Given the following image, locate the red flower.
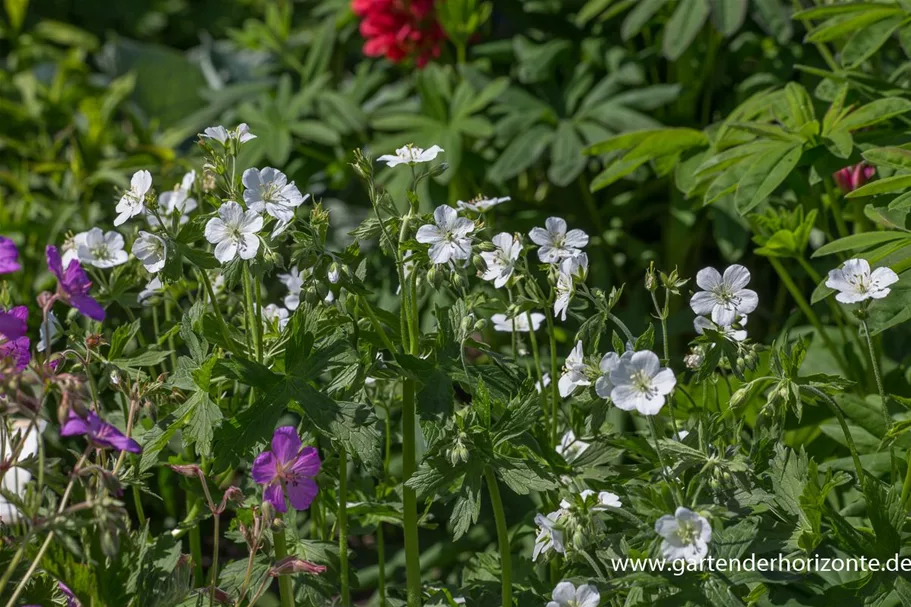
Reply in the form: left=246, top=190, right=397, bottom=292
left=352, top=0, right=446, bottom=67
left=833, top=162, right=875, bottom=193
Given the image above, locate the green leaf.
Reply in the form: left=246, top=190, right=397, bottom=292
left=109, top=319, right=141, bottom=361
left=867, top=278, right=911, bottom=335
left=812, top=231, right=910, bottom=257
left=838, top=97, right=911, bottom=131
left=495, top=458, right=557, bottom=494
left=4, top=0, right=29, bottom=30
left=488, top=124, right=554, bottom=182
left=735, top=144, right=802, bottom=213
left=709, top=0, right=748, bottom=36
left=841, top=16, right=904, bottom=68
left=663, top=0, right=711, bottom=60
left=806, top=9, right=900, bottom=43
left=622, top=0, right=670, bottom=40
left=846, top=174, right=911, bottom=198
left=289, top=387, right=380, bottom=467
left=451, top=468, right=483, bottom=540
left=862, top=146, right=911, bottom=170
left=183, top=391, right=223, bottom=458
left=548, top=121, right=585, bottom=186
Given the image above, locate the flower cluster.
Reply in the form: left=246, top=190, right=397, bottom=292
left=352, top=0, right=447, bottom=67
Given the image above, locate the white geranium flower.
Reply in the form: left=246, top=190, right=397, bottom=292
left=115, top=170, right=153, bottom=226
left=694, top=315, right=747, bottom=341
left=491, top=312, right=545, bottom=333
left=554, top=260, right=576, bottom=322
left=457, top=195, right=510, bottom=213
left=1, top=419, right=48, bottom=522
left=242, top=167, right=309, bottom=238
left=151, top=171, right=197, bottom=227
left=132, top=231, right=167, bottom=273
left=561, top=489, right=622, bottom=512
left=480, top=232, right=521, bottom=288
left=556, top=430, right=589, bottom=462
left=594, top=352, right=621, bottom=399
left=609, top=350, right=676, bottom=415
left=279, top=266, right=310, bottom=310
left=529, top=217, right=589, bottom=264
left=77, top=228, right=129, bottom=268
left=328, top=264, right=341, bottom=284
left=37, top=312, right=61, bottom=353
left=62, top=232, right=88, bottom=267
left=690, top=265, right=758, bottom=327
left=138, top=277, right=163, bottom=305
left=416, top=206, right=474, bottom=265
left=204, top=201, right=263, bottom=263
left=536, top=373, right=552, bottom=394
left=825, top=258, right=899, bottom=304
left=558, top=340, right=590, bottom=397
left=201, top=123, right=256, bottom=145
left=533, top=511, right=566, bottom=561
left=378, top=144, right=444, bottom=167
left=565, top=252, right=588, bottom=280
left=262, top=304, right=290, bottom=331
left=655, top=507, right=712, bottom=564
left=547, top=582, right=600, bottom=607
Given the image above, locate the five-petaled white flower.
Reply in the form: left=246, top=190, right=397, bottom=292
left=480, top=232, right=521, bottom=288
left=416, top=206, right=475, bottom=265
left=547, top=582, right=600, bottom=607
left=115, top=170, right=153, bottom=227
left=263, top=304, right=290, bottom=331
left=132, top=231, right=167, bottom=273
left=561, top=489, right=622, bottom=512
left=554, top=260, right=576, bottom=321
left=491, top=312, right=545, bottom=333
left=201, top=123, right=256, bottom=145
left=556, top=430, right=589, bottom=462
left=690, top=265, right=758, bottom=327
left=655, top=507, right=712, bottom=564
left=151, top=171, right=197, bottom=227
left=378, top=144, right=444, bottom=167
left=138, top=277, right=163, bottom=305
left=529, top=217, right=589, bottom=264
left=694, top=315, right=747, bottom=342
left=608, top=350, right=676, bottom=415
left=204, top=201, right=263, bottom=263
left=1, top=419, right=48, bottom=522
left=77, top=228, right=129, bottom=268
left=457, top=195, right=510, bottom=213
left=242, top=167, right=309, bottom=238
left=558, top=340, right=590, bottom=397
left=595, top=352, right=621, bottom=399
left=825, top=258, right=899, bottom=304
left=279, top=265, right=311, bottom=310
left=533, top=511, right=566, bottom=561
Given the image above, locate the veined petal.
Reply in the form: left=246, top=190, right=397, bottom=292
left=695, top=267, right=722, bottom=291
left=722, top=264, right=751, bottom=291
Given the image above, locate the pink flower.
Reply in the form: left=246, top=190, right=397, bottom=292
left=251, top=427, right=321, bottom=513
left=833, top=163, right=875, bottom=193
left=352, top=0, right=446, bottom=67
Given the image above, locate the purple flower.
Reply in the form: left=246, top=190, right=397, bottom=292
left=46, top=246, right=106, bottom=322
left=0, top=308, right=27, bottom=341
left=0, top=306, right=30, bottom=376
left=0, top=236, right=20, bottom=274
left=60, top=411, right=141, bottom=453
left=59, top=582, right=80, bottom=607
left=251, top=426, right=321, bottom=513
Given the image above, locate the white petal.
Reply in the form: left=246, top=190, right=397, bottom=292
left=722, top=264, right=751, bottom=291
left=735, top=289, right=759, bottom=315
left=544, top=217, right=567, bottom=237
left=237, top=233, right=260, bottom=260
left=655, top=514, right=679, bottom=538
left=711, top=303, right=737, bottom=327
left=416, top=225, right=443, bottom=244
left=214, top=240, right=237, bottom=263
left=563, top=229, right=589, bottom=249
left=529, top=227, right=552, bottom=247
left=552, top=582, right=576, bottom=603
left=205, top=218, right=229, bottom=244
left=433, top=205, right=458, bottom=230
left=695, top=267, right=723, bottom=291
left=576, top=584, right=600, bottom=607
left=689, top=291, right=717, bottom=316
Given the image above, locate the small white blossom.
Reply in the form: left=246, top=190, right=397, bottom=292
left=560, top=489, right=622, bottom=512
left=151, top=171, right=197, bottom=227
left=491, top=312, right=545, bottom=333
left=529, top=217, right=588, bottom=264
left=556, top=430, right=588, bottom=462
left=536, top=373, right=552, bottom=394
left=554, top=260, right=576, bottom=322
left=416, top=206, right=474, bottom=265
left=115, top=170, right=153, bottom=226
left=825, top=258, right=899, bottom=304
left=547, top=582, right=600, bottom=607
left=694, top=315, right=747, bottom=341
left=1, top=419, right=48, bottom=522
left=558, top=340, right=590, bottom=397
left=204, top=201, right=263, bottom=263
left=138, top=277, right=163, bottom=305
left=690, top=265, right=758, bottom=327
left=378, top=144, right=444, bottom=167
left=594, top=352, right=620, bottom=399
left=609, top=350, right=676, bottom=416
left=279, top=266, right=310, bottom=310
left=533, top=511, right=566, bottom=561
left=480, top=232, right=521, bottom=288
left=262, top=304, right=290, bottom=331
left=457, top=195, right=510, bottom=213
left=328, top=264, right=341, bottom=284
left=77, top=228, right=129, bottom=268
left=132, top=231, right=167, bottom=273
left=655, top=507, right=712, bottom=564
left=201, top=123, right=256, bottom=145
left=242, top=167, right=309, bottom=237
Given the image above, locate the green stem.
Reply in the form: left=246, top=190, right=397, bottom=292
left=359, top=296, right=397, bottom=353
left=545, top=309, right=560, bottom=447
left=209, top=514, right=220, bottom=607
left=242, top=263, right=262, bottom=363
left=274, top=521, right=296, bottom=607
left=255, top=276, right=264, bottom=363
left=402, top=378, right=422, bottom=607
left=901, top=449, right=911, bottom=510
left=199, top=270, right=232, bottom=348
left=189, top=499, right=205, bottom=587
left=338, top=446, right=351, bottom=606
left=647, top=417, right=683, bottom=505
left=377, top=523, right=387, bottom=607
left=526, top=311, right=545, bottom=388
left=607, top=312, right=635, bottom=345
left=803, top=386, right=865, bottom=483
left=860, top=319, right=889, bottom=425
left=133, top=485, right=147, bottom=527
left=484, top=467, right=512, bottom=607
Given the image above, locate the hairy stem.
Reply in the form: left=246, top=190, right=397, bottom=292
left=860, top=319, right=889, bottom=425
left=338, top=446, right=351, bottom=606
left=273, top=522, right=295, bottom=607
left=485, top=467, right=512, bottom=607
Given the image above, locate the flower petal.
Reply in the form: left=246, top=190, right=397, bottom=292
left=286, top=477, right=319, bottom=511
left=251, top=452, right=277, bottom=484
left=722, top=264, right=751, bottom=291
left=271, top=426, right=302, bottom=464
left=695, top=267, right=722, bottom=291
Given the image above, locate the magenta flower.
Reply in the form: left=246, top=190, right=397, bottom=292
left=833, top=162, right=875, bottom=193
left=46, top=246, right=105, bottom=322
left=0, top=237, right=20, bottom=274
left=0, top=306, right=30, bottom=376
left=252, top=426, right=321, bottom=513
left=60, top=411, right=141, bottom=453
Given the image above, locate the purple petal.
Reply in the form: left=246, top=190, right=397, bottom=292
left=251, top=451, right=278, bottom=485
left=96, top=421, right=141, bottom=453
left=46, top=246, right=64, bottom=281
left=70, top=295, right=105, bottom=322
left=0, top=312, right=26, bottom=340
left=60, top=412, right=90, bottom=437
left=0, top=237, right=20, bottom=274
left=271, top=426, right=302, bottom=464
left=264, top=482, right=286, bottom=513
left=0, top=337, right=31, bottom=375
left=289, top=446, right=321, bottom=478
left=62, top=259, right=92, bottom=296
left=286, top=477, right=318, bottom=511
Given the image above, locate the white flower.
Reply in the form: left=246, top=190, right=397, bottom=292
left=547, top=582, right=600, bottom=607
left=457, top=195, right=510, bottom=213
left=480, top=233, right=521, bottom=288
left=690, top=265, right=758, bottom=327
left=37, top=312, right=61, bottom=353
left=536, top=373, right=552, bottom=394
left=378, top=144, right=444, bottom=167
left=204, top=201, right=263, bottom=263
left=608, top=350, right=676, bottom=415
left=138, top=277, right=163, bottom=305
left=554, top=260, right=576, bottom=322
left=533, top=511, right=566, bottom=561
left=565, top=252, right=588, bottom=280
left=328, top=264, right=341, bottom=284
left=694, top=315, right=747, bottom=342
left=594, top=352, right=621, bottom=399
left=61, top=232, right=87, bottom=267
left=675, top=430, right=690, bottom=441
left=529, top=217, right=589, bottom=264
left=560, top=489, right=622, bottom=512
left=491, top=312, right=545, bottom=333
left=77, top=228, right=129, bottom=268
left=1, top=419, right=48, bottom=522
left=279, top=266, right=310, bottom=310
left=201, top=123, right=256, bottom=145
left=132, top=231, right=167, bottom=273
left=655, top=507, right=712, bottom=564
left=262, top=304, right=290, bottom=331
left=151, top=171, right=197, bottom=227
left=559, top=341, right=590, bottom=397
left=556, top=429, right=589, bottom=462
left=115, top=170, right=153, bottom=226
left=242, top=167, right=309, bottom=237
left=416, top=206, right=475, bottom=265
left=825, top=258, right=899, bottom=304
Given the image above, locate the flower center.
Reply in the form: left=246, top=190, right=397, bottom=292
left=631, top=370, right=658, bottom=398
left=91, top=245, right=112, bottom=261
left=675, top=520, right=700, bottom=545
left=848, top=274, right=871, bottom=293
left=711, top=286, right=740, bottom=306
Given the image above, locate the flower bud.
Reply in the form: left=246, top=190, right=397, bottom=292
left=170, top=464, right=203, bottom=478
left=202, top=171, right=217, bottom=192
left=645, top=263, right=658, bottom=292
left=451, top=272, right=467, bottom=290
left=304, top=286, right=321, bottom=305
left=270, top=556, right=328, bottom=576
left=472, top=254, right=487, bottom=273
left=473, top=318, right=487, bottom=332
left=37, top=291, right=55, bottom=309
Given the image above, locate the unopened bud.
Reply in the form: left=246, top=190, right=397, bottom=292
left=217, top=486, right=245, bottom=514
left=645, top=263, right=658, bottom=292
left=37, top=291, right=55, bottom=309
left=473, top=318, right=487, bottom=332
left=85, top=333, right=104, bottom=350
left=270, top=556, right=328, bottom=576
left=202, top=171, right=217, bottom=192
left=451, top=272, right=467, bottom=290
left=170, top=464, right=203, bottom=478
left=472, top=255, right=487, bottom=273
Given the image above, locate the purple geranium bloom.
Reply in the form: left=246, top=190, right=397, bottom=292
left=59, top=582, right=80, bottom=607
left=0, top=236, right=20, bottom=274
left=46, top=246, right=105, bottom=322
left=60, top=411, right=141, bottom=453
left=0, top=306, right=30, bottom=375
left=251, top=426, right=321, bottom=513
left=0, top=308, right=27, bottom=341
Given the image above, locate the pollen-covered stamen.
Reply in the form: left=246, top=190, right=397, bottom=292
left=631, top=370, right=659, bottom=399
left=674, top=519, right=701, bottom=545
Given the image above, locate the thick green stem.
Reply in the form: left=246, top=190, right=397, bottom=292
left=188, top=498, right=205, bottom=587
left=860, top=319, right=889, bottom=425
left=377, top=523, right=387, bottom=607
left=274, top=522, right=295, bottom=607
left=402, top=378, right=422, bottom=607
left=484, top=467, right=512, bottom=607
left=545, top=310, right=560, bottom=446
left=338, top=446, right=351, bottom=606
left=209, top=514, right=220, bottom=607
